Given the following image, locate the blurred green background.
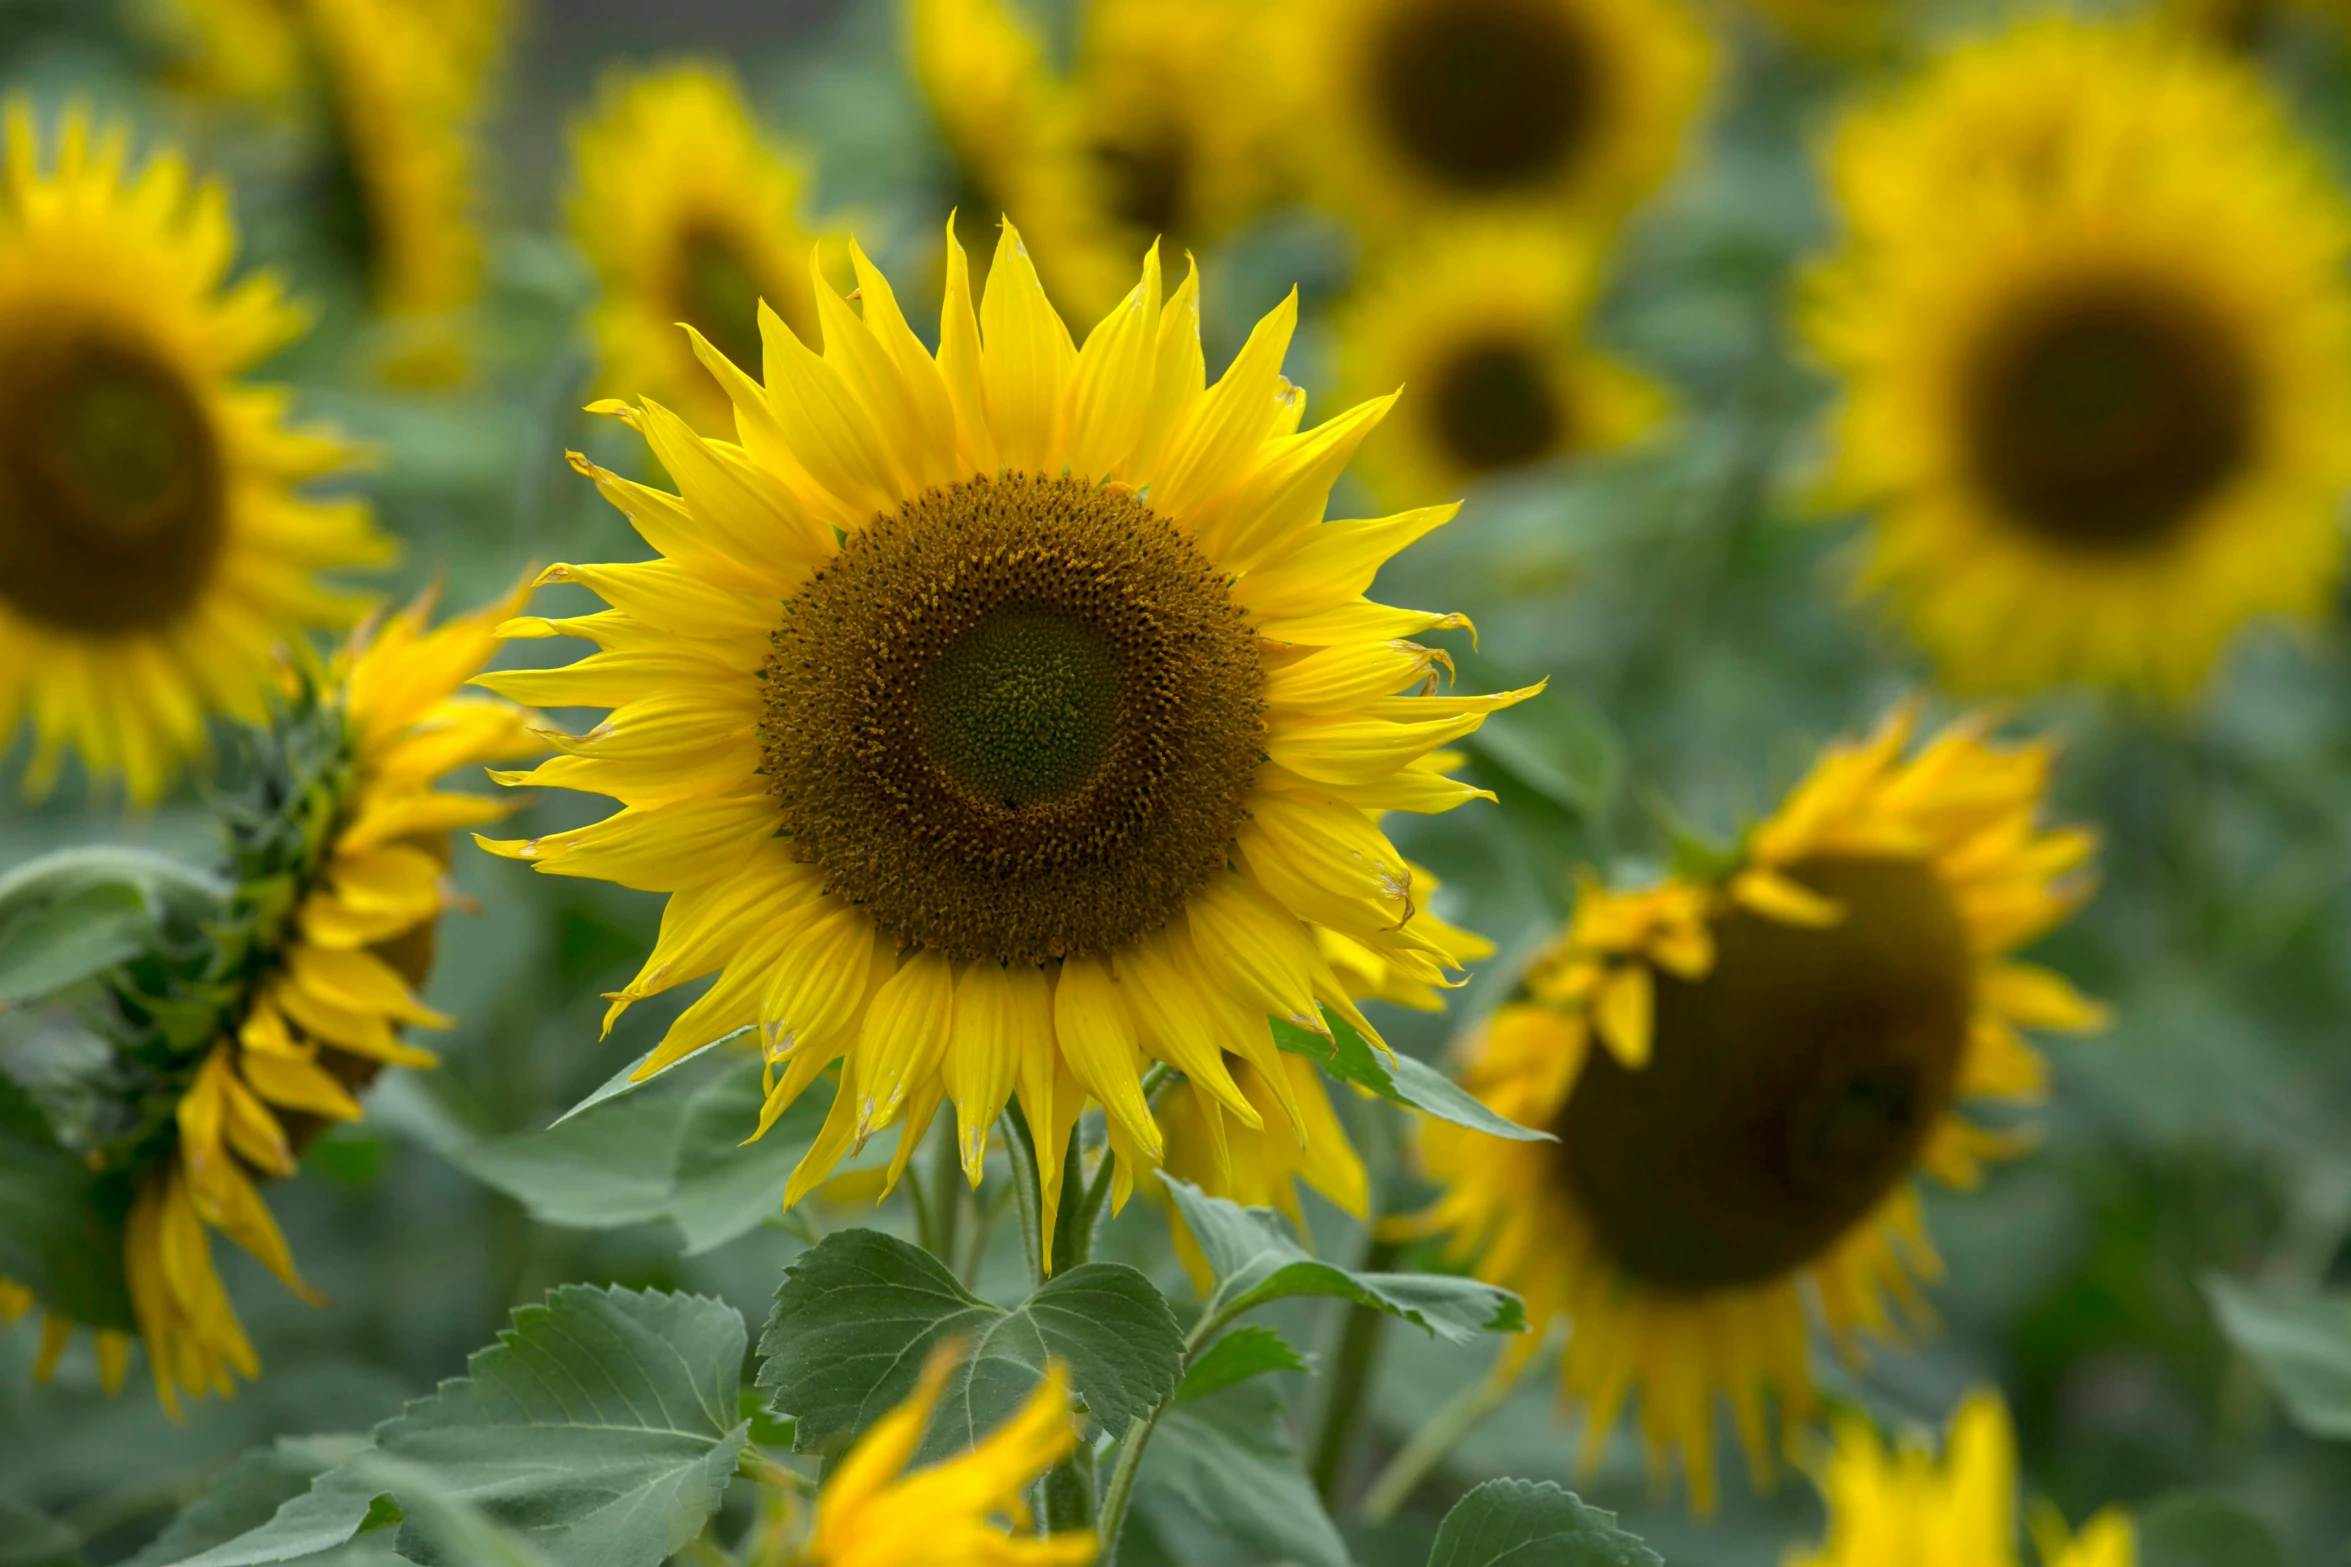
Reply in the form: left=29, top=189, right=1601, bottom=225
left=5, top=1, right=2351, bottom=1562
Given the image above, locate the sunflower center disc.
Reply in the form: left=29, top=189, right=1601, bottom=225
left=0, top=332, right=225, bottom=635
left=1369, top=0, right=1597, bottom=193
left=676, top=221, right=768, bottom=372
left=1433, top=339, right=1564, bottom=474
left=1555, top=855, right=1973, bottom=1293
left=1965, top=280, right=2255, bottom=552
left=1094, top=129, right=1193, bottom=242
left=764, top=472, right=1265, bottom=965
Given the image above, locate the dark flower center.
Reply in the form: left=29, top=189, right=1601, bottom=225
left=762, top=473, right=1265, bottom=964
left=1093, top=128, right=1193, bottom=243
left=1367, top=0, right=1599, bottom=194
left=675, top=221, right=772, bottom=374
left=0, top=334, right=226, bottom=635
left=1964, top=280, right=2256, bottom=553
left=1555, top=855, right=1974, bottom=1293
left=1431, top=338, right=1566, bottom=474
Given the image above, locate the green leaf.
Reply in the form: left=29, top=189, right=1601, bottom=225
left=441, top=1084, right=688, bottom=1230
left=665, top=1056, right=830, bottom=1255
left=0, top=1498, right=81, bottom=1567
left=1137, top=1381, right=1347, bottom=1567
left=2204, top=1275, right=2351, bottom=1440
left=756, top=1229, right=1185, bottom=1460
left=0, top=1076, right=134, bottom=1330
left=345, top=1455, right=556, bottom=1567
left=1160, top=1176, right=1527, bottom=1342
left=125, top=1437, right=369, bottom=1567
left=0, top=846, right=222, bottom=1003
left=1175, top=1326, right=1310, bottom=1405
left=547, top=1027, right=752, bottom=1127
left=2137, top=1492, right=2287, bottom=1567
left=1425, top=1478, right=1663, bottom=1567
left=165, top=1286, right=749, bottom=1567
left=1271, top=1012, right=1551, bottom=1143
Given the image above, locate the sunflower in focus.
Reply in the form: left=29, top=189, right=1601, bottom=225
left=0, top=104, right=389, bottom=803
left=1284, top=0, right=1713, bottom=234
left=808, top=1344, right=1095, bottom=1567
left=1404, top=706, right=2105, bottom=1509
left=1803, top=19, right=2351, bottom=697
left=569, top=64, right=847, bottom=433
left=158, top=0, right=508, bottom=384
left=907, top=0, right=1130, bottom=317
left=1792, top=1391, right=2135, bottom=1567
left=478, top=222, right=1526, bottom=1263
left=1341, top=220, right=1667, bottom=502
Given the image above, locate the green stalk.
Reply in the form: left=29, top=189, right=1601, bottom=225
left=1308, top=1239, right=1397, bottom=1506
left=1359, top=1349, right=1528, bottom=1522
left=999, top=1100, right=1047, bottom=1290
left=927, top=1113, right=963, bottom=1268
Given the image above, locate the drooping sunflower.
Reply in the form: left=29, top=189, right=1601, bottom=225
left=1792, top=1391, right=2135, bottom=1567
left=1, top=588, right=537, bottom=1413
left=1339, top=220, right=1668, bottom=503
left=477, top=222, right=1526, bottom=1261
left=1803, top=18, right=2351, bottom=697
left=1283, top=0, right=1714, bottom=235
left=569, top=64, right=848, bottom=435
left=807, top=1345, right=1095, bottom=1567
left=906, top=0, right=1132, bottom=319
left=157, top=0, right=508, bottom=385
left=0, top=104, right=389, bottom=804
left=1404, top=706, right=2105, bottom=1509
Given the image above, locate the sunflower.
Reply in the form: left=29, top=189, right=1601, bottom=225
left=1067, top=0, right=1291, bottom=264
left=477, top=222, right=1526, bottom=1265
left=0, top=104, right=389, bottom=804
left=906, top=0, right=1132, bottom=318
left=157, top=0, right=507, bottom=385
left=1803, top=18, right=2351, bottom=697
left=1745, top=0, right=1896, bottom=57
left=569, top=64, right=847, bottom=434
left=1340, top=220, right=1667, bottom=502
left=1404, top=706, right=2105, bottom=1509
left=1792, top=1391, right=2135, bottom=1567
left=807, top=1344, right=1094, bottom=1567
left=1282, top=0, right=1714, bottom=235
left=2158, top=0, right=2351, bottom=47
left=7, top=588, right=538, bottom=1414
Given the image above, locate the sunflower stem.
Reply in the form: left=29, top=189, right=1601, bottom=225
left=1359, top=1348, right=1529, bottom=1522
left=1051, top=1116, right=1092, bottom=1274
left=1000, top=1100, right=1047, bottom=1290
left=1308, top=1238, right=1398, bottom=1507
left=927, top=1114, right=963, bottom=1268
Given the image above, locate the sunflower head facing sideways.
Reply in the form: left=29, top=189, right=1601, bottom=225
left=1804, top=18, right=2351, bottom=698
left=1404, top=705, right=2105, bottom=1510
left=1, top=588, right=536, bottom=1415
left=0, top=102, right=390, bottom=803
left=1340, top=219, right=1668, bottom=502
left=569, top=63, right=846, bottom=432
left=1287, top=0, right=1714, bottom=234
left=477, top=221, right=1530, bottom=1264
left=1791, top=1391, right=2135, bottom=1567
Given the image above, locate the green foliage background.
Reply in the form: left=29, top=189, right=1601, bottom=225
left=5, top=0, right=2351, bottom=1562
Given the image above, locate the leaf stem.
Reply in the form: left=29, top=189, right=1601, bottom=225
left=1095, top=1289, right=1233, bottom=1563
left=1051, top=1114, right=1092, bottom=1275
left=1358, top=1348, right=1528, bottom=1522
left=1308, top=1238, right=1398, bottom=1507
left=1000, top=1099, right=1047, bottom=1291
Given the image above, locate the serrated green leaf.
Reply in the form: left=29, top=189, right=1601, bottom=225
left=1160, top=1176, right=1526, bottom=1342
left=125, top=1437, right=369, bottom=1567
left=1426, top=1478, right=1662, bottom=1567
left=759, top=1230, right=1184, bottom=1460
left=1175, top=1326, right=1309, bottom=1404
left=1270, top=1012, right=1551, bottom=1143
left=166, top=1286, right=748, bottom=1567
left=1136, top=1381, right=1347, bottom=1567
left=0, top=1076, right=134, bottom=1330
left=2204, top=1275, right=2351, bottom=1441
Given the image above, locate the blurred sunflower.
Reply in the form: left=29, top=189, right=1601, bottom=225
left=1403, top=706, right=2105, bottom=1509
left=1285, top=0, right=1713, bottom=234
left=1792, top=1391, right=2134, bottom=1567
left=0, top=104, right=388, bottom=804
left=2159, top=0, right=2351, bottom=47
left=478, top=222, right=1524, bottom=1262
left=157, top=0, right=508, bottom=384
left=569, top=64, right=846, bottom=433
left=907, top=0, right=1130, bottom=317
left=6, top=588, right=537, bottom=1414
left=1746, top=0, right=1895, bottom=57
left=1340, top=220, right=1667, bottom=502
left=1804, top=19, right=2351, bottom=697
left=808, top=1345, right=1094, bottom=1567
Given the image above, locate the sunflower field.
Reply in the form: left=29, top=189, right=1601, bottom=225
left=7, top=0, right=2351, bottom=1563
